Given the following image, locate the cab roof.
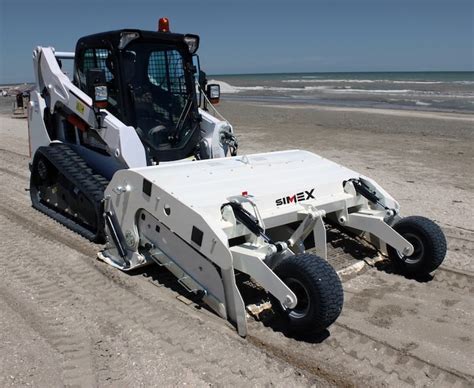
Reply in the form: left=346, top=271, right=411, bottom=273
left=76, top=29, right=195, bottom=52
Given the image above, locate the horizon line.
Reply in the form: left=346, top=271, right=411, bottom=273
left=2, top=69, right=473, bottom=86
left=209, top=69, right=474, bottom=77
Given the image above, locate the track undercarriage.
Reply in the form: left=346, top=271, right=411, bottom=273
left=30, top=144, right=108, bottom=242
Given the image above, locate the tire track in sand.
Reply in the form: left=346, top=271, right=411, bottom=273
left=0, top=210, right=318, bottom=386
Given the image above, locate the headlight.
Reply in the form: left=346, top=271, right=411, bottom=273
left=184, top=34, right=200, bottom=54
left=119, top=31, right=140, bottom=49
left=94, top=85, right=108, bottom=103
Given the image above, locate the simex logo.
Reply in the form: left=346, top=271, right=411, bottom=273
left=275, top=188, right=315, bottom=206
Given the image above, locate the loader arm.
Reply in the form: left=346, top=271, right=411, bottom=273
left=31, top=46, right=146, bottom=168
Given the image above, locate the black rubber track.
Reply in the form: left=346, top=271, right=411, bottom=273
left=274, top=253, right=344, bottom=333
left=387, top=215, right=447, bottom=276
left=30, top=144, right=109, bottom=243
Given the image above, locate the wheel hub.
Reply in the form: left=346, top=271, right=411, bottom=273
left=37, top=159, right=48, bottom=181
left=284, top=277, right=311, bottom=319
left=397, top=232, right=425, bottom=264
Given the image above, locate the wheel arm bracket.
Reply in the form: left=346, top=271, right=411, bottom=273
left=230, top=245, right=297, bottom=309
left=342, top=212, right=414, bottom=256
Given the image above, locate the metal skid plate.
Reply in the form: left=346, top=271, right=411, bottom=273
left=104, top=166, right=248, bottom=336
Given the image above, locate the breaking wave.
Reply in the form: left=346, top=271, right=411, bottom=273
left=327, top=88, right=413, bottom=94
left=208, top=80, right=329, bottom=93
left=282, top=79, right=444, bottom=84
left=415, top=100, right=432, bottom=106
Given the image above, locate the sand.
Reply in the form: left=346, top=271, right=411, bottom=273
left=0, top=99, right=473, bottom=386
left=254, top=103, right=474, bottom=122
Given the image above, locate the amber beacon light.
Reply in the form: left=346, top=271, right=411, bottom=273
left=158, top=17, right=170, bottom=32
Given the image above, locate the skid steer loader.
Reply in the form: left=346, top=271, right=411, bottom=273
left=28, top=19, right=447, bottom=337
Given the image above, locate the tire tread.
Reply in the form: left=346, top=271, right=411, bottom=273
left=388, top=215, right=447, bottom=275
left=274, top=253, right=344, bottom=333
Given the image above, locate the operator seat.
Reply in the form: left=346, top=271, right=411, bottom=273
left=120, top=51, right=157, bottom=141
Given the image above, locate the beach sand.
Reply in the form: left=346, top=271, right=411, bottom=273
left=0, top=100, right=473, bottom=386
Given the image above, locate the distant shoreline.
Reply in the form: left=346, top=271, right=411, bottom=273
left=221, top=95, right=474, bottom=117
left=247, top=101, right=474, bottom=122
left=0, top=83, right=34, bottom=88
left=209, top=70, right=474, bottom=77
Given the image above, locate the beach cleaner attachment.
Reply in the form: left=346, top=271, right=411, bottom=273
left=99, top=150, right=446, bottom=336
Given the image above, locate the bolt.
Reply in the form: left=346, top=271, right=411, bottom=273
left=125, top=231, right=136, bottom=248
left=284, top=295, right=295, bottom=308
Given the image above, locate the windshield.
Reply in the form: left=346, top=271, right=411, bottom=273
left=123, top=42, right=197, bottom=153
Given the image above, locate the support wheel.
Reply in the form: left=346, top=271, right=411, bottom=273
left=387, top=216, right=447, bottom=276
left=274, top=253, right=343, bottom=333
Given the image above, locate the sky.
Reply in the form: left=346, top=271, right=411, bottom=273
left=0, top=0, right=473, bottom=83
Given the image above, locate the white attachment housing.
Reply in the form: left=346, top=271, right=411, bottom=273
left=100, top=150, right=412, bottom=336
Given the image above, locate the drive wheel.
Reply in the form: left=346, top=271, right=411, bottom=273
left=274, top=253, right=343, bottom=333
left=36, top=158, right=50, bottom=182
left=387, top=216, right=447, bottom=276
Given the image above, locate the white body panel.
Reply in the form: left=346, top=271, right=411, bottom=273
left=131, top=150, right=362, bottom=231
left=28, top=90, right=50, bottom=156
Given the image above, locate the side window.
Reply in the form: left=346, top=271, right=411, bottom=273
left=76, top=48, right=121, bottom=119
left=148, top=50, right=186, bottom=94
left=77, top=48, right=114, bottom=92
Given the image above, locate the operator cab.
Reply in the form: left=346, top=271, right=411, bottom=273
left=74, top=27, right=202, bottom=163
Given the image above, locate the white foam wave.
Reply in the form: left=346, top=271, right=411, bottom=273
left=327, top=88, right=413, bottom=94
left=235, top=86, right=266, bottom=91
left=415, top=100, right=432, bottom=106
left=237, top=86, right=297, bottom=92
left=283, top=79, right=376, bottom=83
left=283, top=79, right=444, bottom=84
left=392, top=80, right=442, bottom=84
left=208, top=79, right=330, bottom=93
left=304, top=86, right=331, bottom=90
left=208, top=80, right=240, bottom=94
left=453, top=81, right=474, bottom=85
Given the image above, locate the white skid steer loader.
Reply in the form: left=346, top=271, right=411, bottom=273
left=28, top=19, right=447, bottom=337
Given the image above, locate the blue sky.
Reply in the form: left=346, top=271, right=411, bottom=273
left=0, top=0, right=472, bottom=83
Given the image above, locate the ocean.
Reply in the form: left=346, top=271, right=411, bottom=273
left=209, top=72, right=474, bottom=113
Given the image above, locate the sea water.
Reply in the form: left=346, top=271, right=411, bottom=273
left=210, top=72, right=474, bottom=113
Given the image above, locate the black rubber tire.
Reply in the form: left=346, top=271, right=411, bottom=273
left=387, top=216, right=447, bottom=276
left=274, top=253, right=344, bottom=333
